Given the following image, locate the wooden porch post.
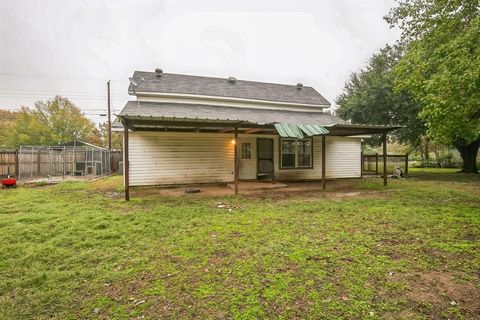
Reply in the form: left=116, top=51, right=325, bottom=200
left=124, top=125, right=130, bottom=201
left=15, top=149, right=19, bottom=179
left=234, top=127, right=239, bottom=195
left=322, top=135, right=326, bottom=189
left=405, top=153, right=409, bottom=177
left=383, top=132, right=387, bottom=186
left=360, top=151, right=363, bottom=178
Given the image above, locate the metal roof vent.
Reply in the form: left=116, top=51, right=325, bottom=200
left=155, top=68, right=163, bottom=77
left=297, top=83, right=303, bottom=90
left=227, top=77, right=237, bottom=84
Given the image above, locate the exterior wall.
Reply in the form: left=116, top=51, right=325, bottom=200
left=273, top=136, right=362, bottom=180
left=127, top=131, right=361, bottom=186
left=128, top=131, right=234, bottom=186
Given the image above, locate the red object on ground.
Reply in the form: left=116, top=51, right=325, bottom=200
left=1, top=178, right=17, bottom=188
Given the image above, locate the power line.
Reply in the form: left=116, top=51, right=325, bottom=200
left=0, top=89, right=127, bottom=98
left=0, top=94, right=126, bottom=101
left=0, top=72, right=125, bottom=82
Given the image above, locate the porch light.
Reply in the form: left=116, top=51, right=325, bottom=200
left=231, top=139, right=236, bottom=145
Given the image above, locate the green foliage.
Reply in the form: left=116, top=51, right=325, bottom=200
left=336, top=44, right=425, bottom=146
left=0, top=173, right=479, bottom=318
left=1, top=96, right=100, bottom=148
left=386, top=0, right=480, bottom=171
left=0, top=110, right=18, bottom=148
left=98, top=121, right=123, bottom=149
left=34, top=96, right=100, bottom=145
left=2, top=107, right=56, bottom=147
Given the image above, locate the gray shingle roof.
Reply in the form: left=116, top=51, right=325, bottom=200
left=118, top=101, right=344, bottom=126
left=129, top=71, right=330, bottom=107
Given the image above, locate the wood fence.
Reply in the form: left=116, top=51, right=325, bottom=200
left=110, top=151, right=123, bottom=173
left=0, top=150, right=19, bottom=177
left=362, top=153, right=408, bottom=177
left=0, top=147, right=123, bottom=180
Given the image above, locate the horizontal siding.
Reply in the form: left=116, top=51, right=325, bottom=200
left=128, top=132, right=233, bottom=186
left=325, top=136, right=361, bottom=178
left=126, top=132, right=361, bottom=186
left=274, top=136, right=361, bottom=180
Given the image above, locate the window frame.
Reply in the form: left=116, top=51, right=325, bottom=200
left=279, top=137, right=314, bottom=169
left=240, top=142, right=252, bottom=160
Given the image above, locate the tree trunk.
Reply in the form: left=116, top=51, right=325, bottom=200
left=455, top=139, right=480, bottom=173
left=421, top=137, right=430, bottom=162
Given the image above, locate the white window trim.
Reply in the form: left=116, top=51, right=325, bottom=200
left=280, top=138, right=313, bottom=169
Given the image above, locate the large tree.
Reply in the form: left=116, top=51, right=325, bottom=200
left=0, top=110, right=19, bottom=148
left=386, top=0, right=480, bottom=173
left=2, top=107, right=55, bottom=147
left=34, top=96, right=98, bottom=144
left=3, top=96, right=99, bottom=148
left=336, top=44, right=426, bottom=148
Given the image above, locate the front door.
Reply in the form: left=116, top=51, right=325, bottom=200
left=238, top=137, right=256, bottom=180
left=257, top=138, right=274, bottom=179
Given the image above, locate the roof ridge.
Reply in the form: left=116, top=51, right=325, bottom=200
left=133, top=70, right=316, bottom=89
left=130, top=70, right=331, bottom=106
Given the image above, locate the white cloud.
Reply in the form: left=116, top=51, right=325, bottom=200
left=0, top=0, right=400, bottom=122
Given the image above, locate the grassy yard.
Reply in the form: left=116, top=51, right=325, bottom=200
left=0, top=169, right=479, bottom=319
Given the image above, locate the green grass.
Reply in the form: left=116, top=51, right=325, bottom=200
left=0, top=169, right=479, bottom=319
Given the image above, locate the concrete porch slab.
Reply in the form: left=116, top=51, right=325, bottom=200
left=227, top=180, right=288, bottom=191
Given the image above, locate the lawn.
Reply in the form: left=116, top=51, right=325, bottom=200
left=0, top=169, right=479, bottom=319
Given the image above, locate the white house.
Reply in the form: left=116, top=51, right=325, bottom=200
left=117, top=69, right=396, bottom=200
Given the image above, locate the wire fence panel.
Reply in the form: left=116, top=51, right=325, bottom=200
left=16, top=145, right=122, bottom=181
left=362, top=153, right=408, bottom=177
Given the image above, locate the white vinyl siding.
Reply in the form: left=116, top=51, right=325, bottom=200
left=128, top=131, right=234, bottom=186
left=126, top=132, right=362, bottom=186
left=274, top=136, right=361, bottom=180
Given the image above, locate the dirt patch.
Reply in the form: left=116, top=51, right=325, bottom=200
left=127, top=179, right=388, bottom=200
left=405, top=271, right=480, bottom=318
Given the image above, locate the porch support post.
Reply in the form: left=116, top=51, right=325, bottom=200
left=124, top=125, right=130, bottom=201
left=322, top=135, right=326, bottom=189
left=15, top=149, right=19, bottom=179
left=382, top=132, right=387, bottom=186
left=234, top=127, right=239, bottom=195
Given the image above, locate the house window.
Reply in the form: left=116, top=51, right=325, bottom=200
left=280, top=138, right=313, bottom=169
left=241, top=142, right=252, bottom=160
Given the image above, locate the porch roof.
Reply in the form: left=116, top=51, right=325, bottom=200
left=117, top=101, right=400, bottom=136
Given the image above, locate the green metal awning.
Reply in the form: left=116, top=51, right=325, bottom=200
left=274, top=123, right=329, bottom=138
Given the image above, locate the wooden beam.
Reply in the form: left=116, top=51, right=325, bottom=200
left=220, top=128, right=233, bottom=133
left=234, top=127, right=239, bottom=195
left=322, top=135, right=326, bottom=189
left=383, top=132, right=387, bottom=186
left=244, top=128, right=264, bottom=134
left=124, top=126, right=130, bottom=201
left=124, top=119, right=249, bottom=129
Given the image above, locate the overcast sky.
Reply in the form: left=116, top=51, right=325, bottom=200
left=0, top=0, right=400, bottom=123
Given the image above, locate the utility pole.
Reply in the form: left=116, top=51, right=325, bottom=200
left=107, top=80, right=112, bottom=151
